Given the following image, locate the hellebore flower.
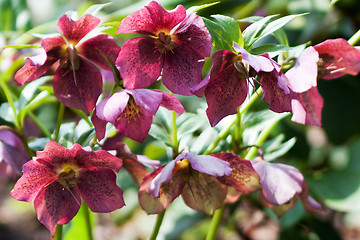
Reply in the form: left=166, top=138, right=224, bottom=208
left=92, top=88, right=185, bottom=142
left=116, top=1, right=212, bottom=95
left=199, top=43, right=274, bottom=126
left=0, top=126, right=29, bottom=178
left=314, top=38, right=360, bottom=79
left=259, top=47, right=323, bottom=126
left=138, top=152, right=232, bottom=214
left=10, top=141, right=125, bottom=236
left=250, top=159, right=321, bottom=215
left=15, top=13, right=121, bottom=114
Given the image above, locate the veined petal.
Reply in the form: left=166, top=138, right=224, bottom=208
left=314, top=38, right=360, bottom=79
left=77, top=168, right=125, bottom=212
left=156, top=90, right=186, bottom=113
left=10, top=159, right=57, bottom=203
left=34, top=181, right=81, bottom=237
left=117, top=1, right=186, bottom=35
left=233, top=43, right=274, bottom=72
left=53, top=56, right=102, bottom=114
left=205, top=50, right=248, bottom=126
left=291, top=86, right=323, bottom=127
left=35, top=141, right=76, bottom=168
left=251, top=160, right=304, bottom=206
left=41, top=35, right=67, bottom=58
left=162, top=43, right=206, bottom=95
left=114, top=108, right=153, bottom=142
left=139, top=165, right=186, bottom=214
left=125, top=89, right=162, bottom=115
left=213, top=152, right=260, bottom=193
left=182, top=171, right=227, bottom=215
left=177, top=152, right=232, bottom=177
left=78, top=34, right=121, bottom=70
left=96, top=91, right=130, bottom=123
left=148, top=160, right=177, bottom=197
left=116, top=37, right=163, bottom=89
left=57, top=14, right=100, bottom=44
left=174, top=12, right=212, bottom=58
left=15, top=58, right=57, bottom=85
left=285, top=47, right=319, bottom=93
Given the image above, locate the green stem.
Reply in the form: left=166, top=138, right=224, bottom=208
left=82, top=202, right=93, bottom=240
left=172, top=110, right=179, bottom=151
left=348, top=29, right=360, bottom=46
left=149, top=210, right=166, bottom=240
left=54, top=103, right=65, bottom=142
left=245, top=113, right=291, bottom=160
left=206, top=204, right=226, bottom=240
left=52, top=224, right=63, bottom=240
left=0, top=74, right=20, bottom=130
left=203, top=87, right=263, bottom=155
left=27, top=111, right=52, bottom=139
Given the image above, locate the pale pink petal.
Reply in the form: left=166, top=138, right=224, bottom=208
left=233, top=43, right=274, bottom=72
left=96, top=91, right=130, bottom=122
left=91, top=109, right=108, bottom=141
left=148, top=160, right=177, bottom=197
left=125, top=89, right=162, bottom=115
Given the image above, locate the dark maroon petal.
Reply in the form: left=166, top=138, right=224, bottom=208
left=291, top=86, right=323, bottom=126
left=285, top=47, right=318, bottom=93
left=41, top=35, right=67, bottom=58
left=139, top=165, right=186, bottom=214
left=123, top=158, right=149, bottom=187
left=116, top=37, right=163, bottom=89
left=212, top=152, right=260, bottom=193
left=158, top=91, right=185, bottom=113
left=314, top=38, right=360, bottom=79
left=91, top=109, right=108, bottom=141
left=114, top=108, right=153, bottom=142
left=176, top=152, right=232, bottom=177
left=77, top=168, right=125, bottom=212
left=78, top=34, right=121, bottom=70
left=251, top=160, right=304, bottom=206
left=56, top=14, right=100, bottom=43
left=259, top=71, right=292, bottom=113
left=190, top=74, right=209, bottom=97
left=10, top=159, right=57, bottom=202
left=148, top=160, right=176, bottom=197
left=205, top=50, right=248, bottom=126
left=181, top=171, right=227, bottom=215
left=36, top=141, right=76, bottom=167
left=174, top=12, right=212, bottom=59
left=14, top=58, right=57, bottom=85
left=162, top=43, right=206, bottom=95
left=73, top=144, right=122, bottom=172
left=126, top=89, right=162, bottom=115
left=117, top=1, right=186, bottom=35
left=53, top=56, right=102, bottom=114
left=34, top=181, right=81, bottom=237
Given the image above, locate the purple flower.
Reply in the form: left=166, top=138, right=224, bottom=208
left=0, top=126, right=29, bottom=178
left=314, top=38, right=360, bottom=79
left=138, top=152, right=232, bottom=214
left=10, top=141, right=124, bottom=236
left=92, top=88, right=185, bottom=142
left=116, top=1, right=212, bottom=95
left=15, top=13, right=121, bottom=114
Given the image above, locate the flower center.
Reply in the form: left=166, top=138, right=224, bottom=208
left=233, top=55, right=248, bottom=79
left=58, top=166, right=77, bottom=188
left=118, top=97, right=143, bottom=123
left=155, top=32, right=175, bottom=53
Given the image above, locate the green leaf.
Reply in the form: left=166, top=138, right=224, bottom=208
left=1, top=44, right=42, bottom=49
left=187, top=2, right=220, bottom=13
left=273, top=28, right=289, bottom=46
left=250, top=44, right=292, bottom=55
left=63, top=202, right=94, bottom=240
left=148, top=123, right=172, bottom=147
left=0, top=102, right=15, bottom=123
left=262, top=135, right=296, bottom=161
left=18, top=76, right=51, bottom=110
left=83, top=3, right=111, bottom=16
left=203, top=14, right=242, bottom=51
left=176, top=113, right=207, bottom=140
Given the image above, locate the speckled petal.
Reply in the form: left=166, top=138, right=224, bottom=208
left=15, top=59, right=57, bottom=85
left=77, top=168, right=125, bottom=212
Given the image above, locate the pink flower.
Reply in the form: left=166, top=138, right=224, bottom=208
left=15, top=13, right=121, bottom=114
left=138, top=152, right=232, bottom=214
left=10, top=141, right=125, bottom=236
left=92, top=88, right=185, bottom=142
left=116, top=1, right=212, bottom=95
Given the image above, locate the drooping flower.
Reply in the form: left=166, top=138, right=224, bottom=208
left=314, top=38, right=360, bottom=79
left=0, top=126, right=30, bottom=178
left=197, top=43, right=274, bottom=126
left=15, top=13, right=121, bottom=114
left=250, top=158, right=321, bottom=215
left=10, top=141, right=125, bottom=236
left=139, top=152, right=232, bottom=214
left=116, top=1, right=212, bottom=95
left=92, top=88, right=185, bottom=142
